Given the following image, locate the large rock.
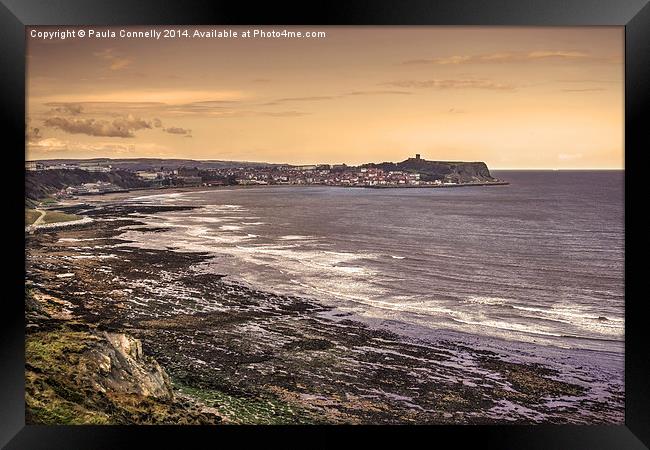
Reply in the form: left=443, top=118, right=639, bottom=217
left=86, top=332, right=175, bottom=401
left=25, top=326, right=223, bottom=424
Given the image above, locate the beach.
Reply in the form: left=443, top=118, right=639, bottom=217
left=25, top=178, right=624, bottom=424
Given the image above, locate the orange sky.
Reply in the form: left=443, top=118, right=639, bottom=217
left=26, top=26, right=624, bottom=169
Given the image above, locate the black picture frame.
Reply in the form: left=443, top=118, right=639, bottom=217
left=2, top=0, right=648, bottom=448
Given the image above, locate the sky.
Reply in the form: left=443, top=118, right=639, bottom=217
left=26, top=26, right=624, bottom=169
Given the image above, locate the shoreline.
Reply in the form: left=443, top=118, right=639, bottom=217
left=24, top=199, right=624, bottom=424
left=367, top=181, right=510, bottom=189
left=53, top=180, right=510, bottom=205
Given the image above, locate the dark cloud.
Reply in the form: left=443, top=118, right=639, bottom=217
left=49, top=103, right=83, bottom=115
left=43, top=115, right=152, bottom=138
left=36, top=98, right=309, bottom=125
left=26, top=125, right=42, bottom=142
left=40, top=99, right=304, bottom=119
left=382, top=79, right=515, bottom=90
left=45, top=101, right=165, bottom=111
left=163, top=126, right=192, bottom=136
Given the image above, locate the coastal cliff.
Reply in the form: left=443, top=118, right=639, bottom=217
left=364, top=158, right=497, bottom=184
left=25, top=289, right=222, bottom=425
left=25, top=169, right=149, bottom=202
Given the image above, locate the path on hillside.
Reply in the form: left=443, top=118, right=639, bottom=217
left=32, top=209, right=46, bottom=226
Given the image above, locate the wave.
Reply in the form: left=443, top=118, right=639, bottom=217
left=511, top=305, right=624, bottom=323
left=128, top=192, right=185, bottom=202
left=449, top=317, right=565, bottom=338
left=219, top=225, right=243, bottom=231
left=465, top=296, right=509, bottom=305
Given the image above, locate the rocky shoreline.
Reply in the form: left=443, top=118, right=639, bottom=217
left=24, top=201, right=624, bottom=424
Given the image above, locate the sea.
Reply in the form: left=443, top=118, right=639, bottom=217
left=119, top=170, right=624, bottom=357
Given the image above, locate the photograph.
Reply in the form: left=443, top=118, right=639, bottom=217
left=23, top=25, right=626, bottom=426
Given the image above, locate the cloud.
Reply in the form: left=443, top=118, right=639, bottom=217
left=28, top=137, right=180, bottom=158
left=382, top=79, right=515, bottom=90
left=164, top=100, right=242, bottom=115
left=263, top=90, right=411, bottom=106
left=39, top=100, right=307, bottom=120
left=49, top=103, right=83, bottom=115
left=561, top=88, right=606, bottom=92
left=40, top=89, right=246, bottom=105
left=40, top=100, right=250, bottom=119
left=26, top=125, right=42, bottom=142
left=403, top=56, right=471, bottom=65
left=94, top=48, right=132, bottom=71
left=44, top=101, right=164, bottom=112
left=163, top=126, right=192, bottom=136
left=401, top=50, right=614, bottom=65
left=556, top=79, right=620, bottom=84
left=526, top=50, right=591, bottom=60
left=344, top=90, right=412, bottom=97
left=43, top=115, right=152, bottom=138
left=28, top=137, right=136, bottom=155
left=256, top=111, right=309, bottom=117
left=264, top=96, right=335, bottom=106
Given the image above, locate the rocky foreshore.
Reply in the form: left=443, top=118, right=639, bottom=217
left=24, top=201, right=624, bottom=424
left=26, top=290, right=222, bottom=424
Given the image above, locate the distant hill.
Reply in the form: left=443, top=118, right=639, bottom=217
left=31, top=158, right=279, bottom=171
left=363, top=157, right=496, bottom=183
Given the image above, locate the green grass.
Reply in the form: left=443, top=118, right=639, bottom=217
left=176, top=384, right=318, bottom=424
left=25, top=327, right=222, bottom=425
left=26, top=328, right=97, bottom=373
left=40, top=197, right=59, bottom=206
left=25, top=328, right=112, bottom=425
left=25, top=209, right=42, bottom=226
left=26, top=208, right=79, bottom=226
left=40, top=211, right=80, bottom=224
left=27, top=398, right=111, bottom=425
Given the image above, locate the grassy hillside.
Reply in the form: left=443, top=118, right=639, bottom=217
left=25, top=169, right=149, bottom=201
